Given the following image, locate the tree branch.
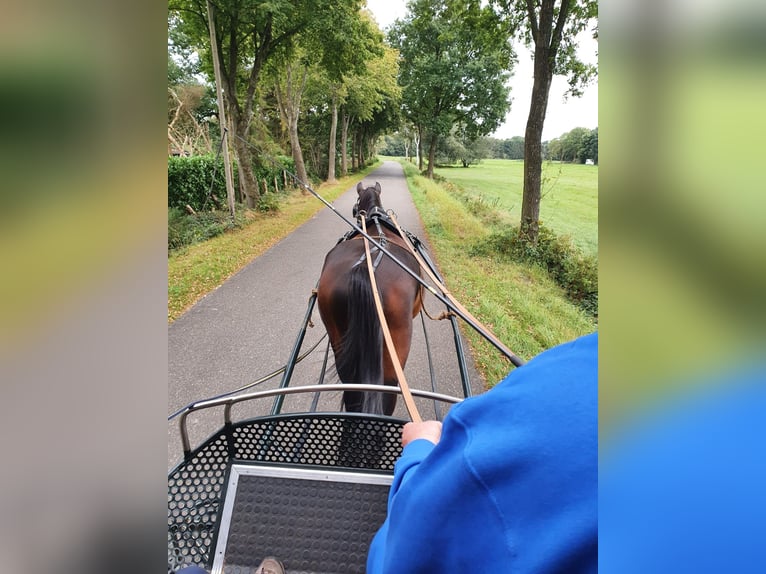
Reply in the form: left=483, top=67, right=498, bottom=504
left=550, top=0, right=573, bottom=56
left=245, top=18, right=272, bottom=125
left=537, top=0, right=555, bottom=48
left=228, top=13, right=238, bottom=92
left=168, top=88, right=184, bottom=129
left=525, top=0, right=539, bottom=43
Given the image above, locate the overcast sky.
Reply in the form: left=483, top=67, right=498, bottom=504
left=365, top=0, right=598, bottom=141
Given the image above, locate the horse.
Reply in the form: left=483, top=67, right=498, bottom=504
left=317, top=181, right=423, bottom=416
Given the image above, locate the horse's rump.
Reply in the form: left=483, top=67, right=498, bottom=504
left=317, top=235, right=421, bottom=416
left=317, top=181, right=422, bottom=416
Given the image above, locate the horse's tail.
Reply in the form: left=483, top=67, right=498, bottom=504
left=336, top=263, right=384, bottom=415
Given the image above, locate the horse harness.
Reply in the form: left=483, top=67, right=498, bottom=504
left=343, top=208, right=421, bottom=273
left=355, top=209, right=423, bottom=423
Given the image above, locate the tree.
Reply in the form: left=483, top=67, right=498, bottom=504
left=168, top=15, right=217, bottom=156
left=340, top=43, right=401, bottom=175
left=378, top=133, right=407, bottom=156
left=504, top=135, right=525, bottom=159
left=494, top=0, right=597, bottom=243
left=324, top=10, right=385, bottom=182
left=390, top=0, right=514, bottom=178
left=561, top=126, right=590, bottom=162
left=169, top=0, right=363, bottom=207
left=167, top=81, right=216, bottom=156
left=438, top=129, right=491, bottom=166
left=546, top=136, right=563, bottom=161
left=271, top=55, right=312, bottom=187
left=580, top=126, right=598, bottom=164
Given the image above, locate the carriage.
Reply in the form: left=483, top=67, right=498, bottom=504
left=168, top=181, right=523, bottom=574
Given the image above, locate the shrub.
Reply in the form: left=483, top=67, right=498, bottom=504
left=168, top=207, right=247, bottom=252
left=252, top=155, right=297, bottom=192
left=168, top=154, right=297, bottom=211
left=168, top=155, right=239, bottom=212
left=256, top=193, right=280, bottom=212
left=473, top=225, right=598, bottom=316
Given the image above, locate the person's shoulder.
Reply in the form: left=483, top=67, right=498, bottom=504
left=499, top=331, right=597, bottom=388
left=537, top=331, right=597, bottom=362
left=448, top=332, right=597, bottom=424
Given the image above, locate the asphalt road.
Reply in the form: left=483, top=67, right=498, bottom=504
left=168, top=161, right=483, bottom=469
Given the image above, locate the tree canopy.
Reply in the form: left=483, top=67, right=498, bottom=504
left=168, top=0, right=389, bottom=205
left=389, top=0, right=514, bottom=178
left=546, top=126, right=597, bottom=163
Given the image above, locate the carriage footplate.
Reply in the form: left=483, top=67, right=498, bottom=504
left=212, top=463, right=392, bottom=574
left=168, top=414, right=404, bottom=573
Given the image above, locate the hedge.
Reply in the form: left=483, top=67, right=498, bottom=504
left=168, top=154, right=297, bottom=211
left=168, top=155, right=237, bottom=211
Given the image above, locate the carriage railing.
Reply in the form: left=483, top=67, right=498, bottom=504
left=169, top=386, right=463, bottom=574
left=176, top=383, right=462, bottom=457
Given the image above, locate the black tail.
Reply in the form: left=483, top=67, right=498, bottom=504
left=336, top=264, right=384, bottom=415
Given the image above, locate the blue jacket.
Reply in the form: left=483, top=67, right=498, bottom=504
left=367, top=333, right=598, bottom=573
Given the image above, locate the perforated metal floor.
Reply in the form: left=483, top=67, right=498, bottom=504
left=168, top=414, right=404, bottom=573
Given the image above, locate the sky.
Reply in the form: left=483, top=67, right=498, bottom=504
left=365, top=0, right=598, bottom=141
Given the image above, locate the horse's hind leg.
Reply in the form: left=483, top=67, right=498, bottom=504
left=378, top=378, right=396, bottom=416
left=343, top=390, right=364, bottom=413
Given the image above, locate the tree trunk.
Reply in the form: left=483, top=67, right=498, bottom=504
left=275, top=66, right=310, bottom=190
left=205, top=0, right=237, bottom=217
left=426, top=133, right=438, bottom=178
left=359, top=126, right=365, bottom=170
left=231, top=116, right=259, bottom=208
left=520, top=48, right=554, bottom=244
left=326, top=95, right=338, bottom=183
left=351, top=131, right=358, bottom=171
left=340, top=111, right=350, bottom=176
left=416, top=126, right=423, bottom=172
left=288, top=120, right=309, bottom=188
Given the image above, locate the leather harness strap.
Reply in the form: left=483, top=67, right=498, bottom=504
left=360, top=214, right=422, bottom=423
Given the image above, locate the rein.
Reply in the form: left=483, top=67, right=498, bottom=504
left=359, top=213, right=423, bottom=423
left=232, top=133, right=524, bottom=367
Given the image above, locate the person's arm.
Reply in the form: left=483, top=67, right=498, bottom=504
left=367, top=421, right=441, bottom=573
left=387, top=421, right=442, bottom=504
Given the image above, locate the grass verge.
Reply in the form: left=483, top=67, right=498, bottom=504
left=401, top=160, right=596, bottom=386
left=168, top=163, right=380, bottom=322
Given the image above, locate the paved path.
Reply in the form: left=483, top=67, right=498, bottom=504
left=168, top=161, right=483, bottom=468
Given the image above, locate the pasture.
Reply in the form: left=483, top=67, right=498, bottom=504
left=400, top=161, right=597, bottom=385
left=434, top=160, right=598, bottom=256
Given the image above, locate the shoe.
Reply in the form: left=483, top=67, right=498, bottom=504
left=255, top=557, right=285, bottom=574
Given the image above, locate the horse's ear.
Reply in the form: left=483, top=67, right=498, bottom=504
left=375, top=182, right=382, bottom=193
left=357, top=182, right=364, bottom=194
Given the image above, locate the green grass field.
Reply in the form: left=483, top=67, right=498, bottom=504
left=399, top=160, right=597, bottom=385
left=434, top=159, right=598, bottom=256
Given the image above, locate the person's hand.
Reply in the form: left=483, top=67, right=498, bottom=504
left=402, top=420, right=442, bottom=447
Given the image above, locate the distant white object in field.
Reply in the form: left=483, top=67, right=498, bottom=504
left=585, top=159, right=595, bottom=165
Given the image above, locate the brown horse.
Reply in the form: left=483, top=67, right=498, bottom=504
left=317, top=181, right=423, bottom=416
